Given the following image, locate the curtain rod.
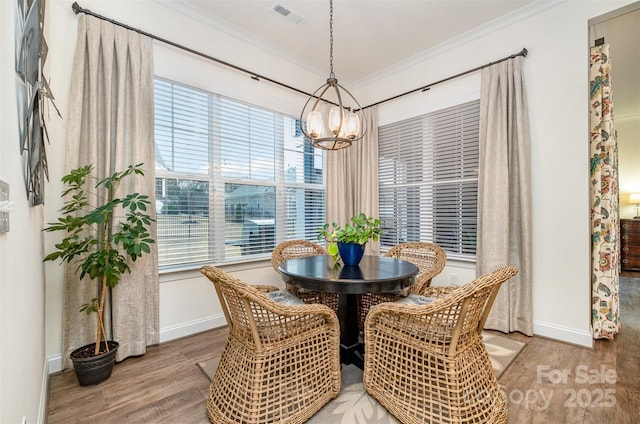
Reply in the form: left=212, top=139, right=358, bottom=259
left=363, top=47, right=528, bottom=109
left=71, top=2, right=315, bottom=99
left=71, top=2, right=526, bottom=111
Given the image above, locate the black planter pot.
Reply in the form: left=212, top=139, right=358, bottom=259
left=70, top=341, right=119, bottom=386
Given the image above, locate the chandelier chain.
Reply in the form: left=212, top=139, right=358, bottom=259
left=329, top=0, right=334, bottom=78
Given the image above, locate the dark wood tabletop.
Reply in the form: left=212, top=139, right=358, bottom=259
left=278, top=254, right=418, bottom=369
left=278, top=254, right=418, bottom=294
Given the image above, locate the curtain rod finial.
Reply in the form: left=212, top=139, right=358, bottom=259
left=509, top=48, right=528, bottom=60
left=72, top=2, right=82, bottom=15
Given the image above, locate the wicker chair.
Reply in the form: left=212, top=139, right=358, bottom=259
left=363, top=266, right=518, bottom=424
left=271, top=239, right=339, bottom=311
left=201, top=266, right=341, bottom=424
left=358, top=242, right=447, bottom=328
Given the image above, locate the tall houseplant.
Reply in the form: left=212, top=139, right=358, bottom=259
left=44, top=163, right=154, bottom=385
left=318, top=213, right=381, bottom=265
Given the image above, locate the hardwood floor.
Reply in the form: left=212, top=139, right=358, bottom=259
left=499, top=275, right=639, bottom=423
left=47, top=278, right=640, bottom=423
left=47, top=328, right=227, bottom=424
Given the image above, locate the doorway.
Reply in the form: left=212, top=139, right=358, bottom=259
left=589, top=2, right=640, bottom=406
left=590, top=6, right=640, bottom=212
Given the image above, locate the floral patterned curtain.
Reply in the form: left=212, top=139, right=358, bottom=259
left=589, top=44, right=620, bottom=340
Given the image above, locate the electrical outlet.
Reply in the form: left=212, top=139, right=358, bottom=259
left=450, top=273, right=459, bottom=285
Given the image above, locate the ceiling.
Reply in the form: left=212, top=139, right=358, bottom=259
left=157, top=0, right=537, bottom=84
left=155, top=1, right=638, bottom=120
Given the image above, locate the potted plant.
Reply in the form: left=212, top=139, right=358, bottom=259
left=44, top=163, right=155, bottom=385
left=318, top=213, right=382, bottom=266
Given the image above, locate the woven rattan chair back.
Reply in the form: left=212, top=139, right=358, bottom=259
left=363, top=266, right=518, bottom=424
left=200, top=266, right=341, bottom=424
left=271, top=239, right=327, bottom=271
left=357, top=242, right=447, bottom=329
left=384, top=242, right=447, bottom=293
left=271, top=240, right=339, bottom=311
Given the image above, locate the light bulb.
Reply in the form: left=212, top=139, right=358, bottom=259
left=344, top=111, right=360, bottom=140
left=306, top=110, right=324, bottom=138
left=328, top=106, right=344, bottom=136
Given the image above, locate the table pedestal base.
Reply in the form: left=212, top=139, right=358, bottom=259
left=338, top=293, right=364, bottom=369
left=340, top=341, right=364, bottom=369
left=279, top=255, right=418, bottom=371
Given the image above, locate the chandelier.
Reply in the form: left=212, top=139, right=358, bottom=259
left=300, top=0, right=366, bottom=150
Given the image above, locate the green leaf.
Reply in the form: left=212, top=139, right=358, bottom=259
left=44, top=162, right=154, bottom=341
left=43, top=251, right=63, bottom=262
left=317, top=213, right=383, bottom=244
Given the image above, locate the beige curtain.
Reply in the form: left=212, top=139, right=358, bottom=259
left=62, top=14, right=158, bottom=367
left=477, top=56, right=533, bottom=335
left=589, top=44, right=619, bottom=340
left=326, top=107, right=380, bottom=255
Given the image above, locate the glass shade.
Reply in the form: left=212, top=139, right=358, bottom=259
left=299, top=79, right=366, bottom=150
left=306, top=110, right=324, bottom=139
left=344, top=111, right=360, bottom=139
left=328, top=106, right=343, bottom=135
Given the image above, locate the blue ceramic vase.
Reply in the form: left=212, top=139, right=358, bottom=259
left=337, top=242, right=366, bottom=266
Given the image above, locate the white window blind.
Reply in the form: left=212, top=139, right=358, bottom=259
left=378, top=99, right=479, bottom=260
left=154, top=78, right=325, bottom=269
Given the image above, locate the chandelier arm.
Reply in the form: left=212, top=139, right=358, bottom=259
left=331, top=83, right=345, bottom=135
left=334, top=82, right=368, bottom=139
left=310, top=84, right=333, bottom=112
left=299, top=82, right=337, bottom=140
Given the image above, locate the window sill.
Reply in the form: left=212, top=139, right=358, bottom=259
left=445, top=255, right=477, bottom=266
left=159, top=258, right=274, bottom=283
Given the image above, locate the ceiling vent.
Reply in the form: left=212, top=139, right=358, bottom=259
left=271, top=3, right=303, bottom=24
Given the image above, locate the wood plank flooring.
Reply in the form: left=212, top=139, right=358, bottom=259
left=47, top=277, right=640, bottom=423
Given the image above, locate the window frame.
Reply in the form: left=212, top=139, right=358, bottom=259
left=154, top=77, right=326, bottom=272
left=378, top=99, right=480, bottom=262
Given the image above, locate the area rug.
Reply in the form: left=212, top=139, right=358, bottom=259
left=198, top=332, right=525, bottom=424
left=481, top=331, right=526, bottom=379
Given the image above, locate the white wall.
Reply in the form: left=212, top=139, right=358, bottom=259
left=0, top=2, right=48, bottom=423
left=0, top=0, right=631, bottom=419
left=41, top=0, right=636, bottom=381
left=42, top=0, right=321, bottom=372
left=598, top=7, right=640, bottom=219
left=618, top=118, right=640, bottom=218
left=363, top=0, right=637, bottom=346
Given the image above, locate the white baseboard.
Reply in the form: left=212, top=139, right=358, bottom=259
left=533, top=320, right=593, bottom=348
left=46, top=316, right=593, bottom=374
left=159, top=314, right=227, bottom=343
left=39, top=357, right=50, bottom=424
left=46, top=314, right=227, bottom=375
left=47, top=354, right=63, bottom=374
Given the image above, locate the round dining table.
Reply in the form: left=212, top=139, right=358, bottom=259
left=278, top=254, right=418, bottom=369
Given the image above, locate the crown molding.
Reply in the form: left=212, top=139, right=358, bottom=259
left=354, top=0, right=567, bottom=89
left=153, top=0, right=327, bottom=80
left=153, top=0, right=566, bottom=90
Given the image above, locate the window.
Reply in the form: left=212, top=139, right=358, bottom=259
left=378, top=99, right=479, bottom=260
left=154, top=78, right=325, bottom=269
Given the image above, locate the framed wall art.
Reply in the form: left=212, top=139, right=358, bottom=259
left=15, top=0, right=60, bottom=206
